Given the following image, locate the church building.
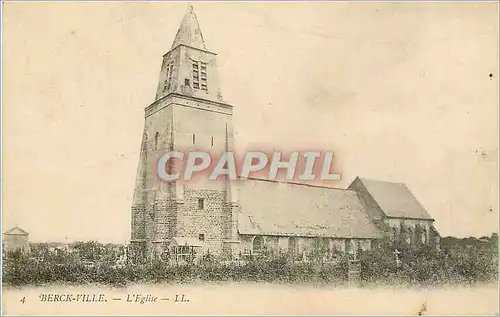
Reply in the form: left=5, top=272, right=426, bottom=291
left=129, top=6, right=440, bottom=263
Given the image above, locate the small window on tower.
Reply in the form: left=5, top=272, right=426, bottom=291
left=211, top=136, right=214, bottom=147
left=199, top=234, right=205, bottom=241
left=163, top=62, right=174, bottom=93
left=154, top=132, right=159, bottom=151
left=185, top=78, right=190, bottom=87
left=168, top=63, right=174, bottom=82
left=192, top=133, right=196, bottom=144
left=197, top=198, right=204, bottom=210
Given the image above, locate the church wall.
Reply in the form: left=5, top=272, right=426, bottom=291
left=131, top=132, right=148, bottom=242
left=144, top=103, right=174, bottom=187
left=153, top=184, right=179, bottom=242
left=132, top=103, right=175, bottom=245
left=176, top=188, right=227, bottom=255
left=332, top=239, right=346, bottom=252
left=239, top=235, right=253, bottom=255
left=278, top=237, right=288, bottom=250
left=239, top=235, right=373, bottom=257
left=359, top=239, right=371, bottom=251
left=265, top=236, right=279, bottom=251
left=171, top=103, right=234, bottom=192
left=298, top=237, right=314, bottom=253
left=385, top=217, right=433, bottom=230
left=131, top=206, right=145, bottom=241
left=384, top=217, right=434, bottom=244
left=144, top=105, right=175, bottom=245
left=172, top=103, right=231, bottom=153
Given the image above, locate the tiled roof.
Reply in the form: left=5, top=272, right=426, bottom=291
left=237, top=179, right=382, bottom=239
left=357, top=178, right=433, bottom=220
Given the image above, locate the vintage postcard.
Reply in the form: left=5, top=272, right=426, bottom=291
left=1, top=1, right=498, bottom=316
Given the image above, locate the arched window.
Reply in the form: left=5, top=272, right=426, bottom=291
left=406, top=227, right=413, bottom=245
left=288, top=237, right=298, bottom=255
left=392, top=227, right=398, bottom=242
left=252, top=236, right=264, bottom=254
left=313, top=237, right=322, bottom=250
left=345, top=239, right=354, bottom=254
left=154, top=132, right=159, bottom=151
left=421, top=227, right=427, bottom=244
left=322, top=238, right=330, bottom=251
left=357, top=241, right=363, bottom=252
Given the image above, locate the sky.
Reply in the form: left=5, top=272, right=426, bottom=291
left=2, top=2, right=498, bottom=243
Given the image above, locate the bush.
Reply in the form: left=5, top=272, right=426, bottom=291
left=3, top=241, right=497, bottom=287
left=359, top=243, right=498, bottom=287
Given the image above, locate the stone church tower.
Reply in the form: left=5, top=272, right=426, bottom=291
left=130, top=6, right=240, bottom=262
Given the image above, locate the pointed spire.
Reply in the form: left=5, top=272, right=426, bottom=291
left=171, top=5, right=207, bottom=51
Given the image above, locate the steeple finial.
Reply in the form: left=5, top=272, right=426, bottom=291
left=171, top=5, right=207, bottom=51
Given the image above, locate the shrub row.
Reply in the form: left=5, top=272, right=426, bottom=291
left=3, top=245, right=497, bottom=287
